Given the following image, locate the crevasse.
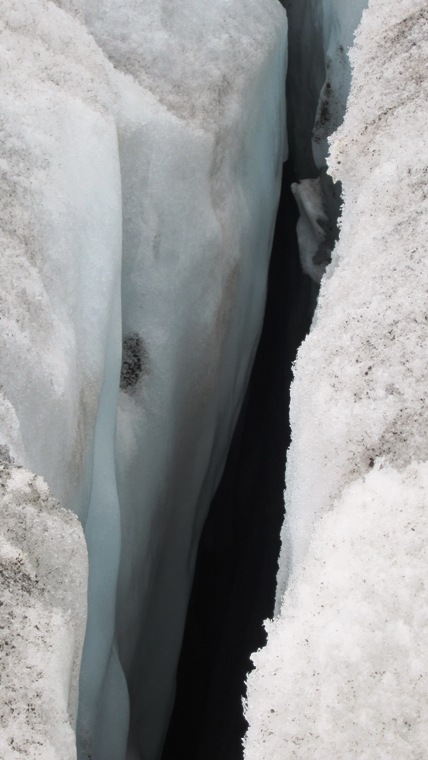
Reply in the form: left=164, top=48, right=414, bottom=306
left=245, top=1, right=428, bottom=759
left=6, top=2, right=427, bottom=760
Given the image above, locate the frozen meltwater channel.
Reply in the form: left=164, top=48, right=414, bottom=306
left=0, top=1, right=287, bottom=759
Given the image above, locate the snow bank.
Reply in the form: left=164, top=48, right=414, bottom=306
left=0, top=464, right=87, bottom=760
left=245, top=0, right=428, bottom=756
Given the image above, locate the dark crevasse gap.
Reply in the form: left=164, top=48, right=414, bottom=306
left=161, top=163, right=313, bottom=760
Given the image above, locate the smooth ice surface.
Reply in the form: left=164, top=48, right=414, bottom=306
left=0, top=2, right=287, bottom=759
left=0, top=464, right=87, bottom=760
left=244, top=0, right=428, bottom=756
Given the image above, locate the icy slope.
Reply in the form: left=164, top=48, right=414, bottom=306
left=0, top=2, right=287, bottom=759
left=245, top=0, right=428, bottom=756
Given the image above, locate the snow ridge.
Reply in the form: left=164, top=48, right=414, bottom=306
left=245, top=0, right=428, bottom=756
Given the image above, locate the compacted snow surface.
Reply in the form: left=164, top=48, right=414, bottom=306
left=0, top=464, right=87, bottom=760
left=244, top=0, right=428, bottom=757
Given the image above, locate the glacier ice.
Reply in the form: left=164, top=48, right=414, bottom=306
left=0, top=1, right=287, bottom=758
left=4, top=0, right=428, bottom=757
left=245, top=0, right=428, bottom=757
left=285, top=0, right=367, bottom=281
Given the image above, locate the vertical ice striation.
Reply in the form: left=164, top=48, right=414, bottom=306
left=86, top=3, right=288, bottom=757
left=0, top=1, right=287, bottom=758
left=245, top=0, right=428, bottom=757
left=77, top=275, right=127, bottom=759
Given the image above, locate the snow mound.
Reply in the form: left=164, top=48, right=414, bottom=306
left=0, top=465, right=87, bottom=760
left=245, top=462, right=428, bottom=759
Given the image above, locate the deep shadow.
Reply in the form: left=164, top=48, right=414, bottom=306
left=161, top=162, right=312, bottom=760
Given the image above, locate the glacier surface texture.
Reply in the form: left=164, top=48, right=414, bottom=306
left=245, top=0, right=428, bottom=758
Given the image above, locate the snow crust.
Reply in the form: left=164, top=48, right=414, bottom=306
left=0, top=465, right=87, bottom=760
left=246, top=463, right=428, bottom=758
left=245, top=0, right=428, bottom=756
left=0, top=2, right=287, bottom=758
